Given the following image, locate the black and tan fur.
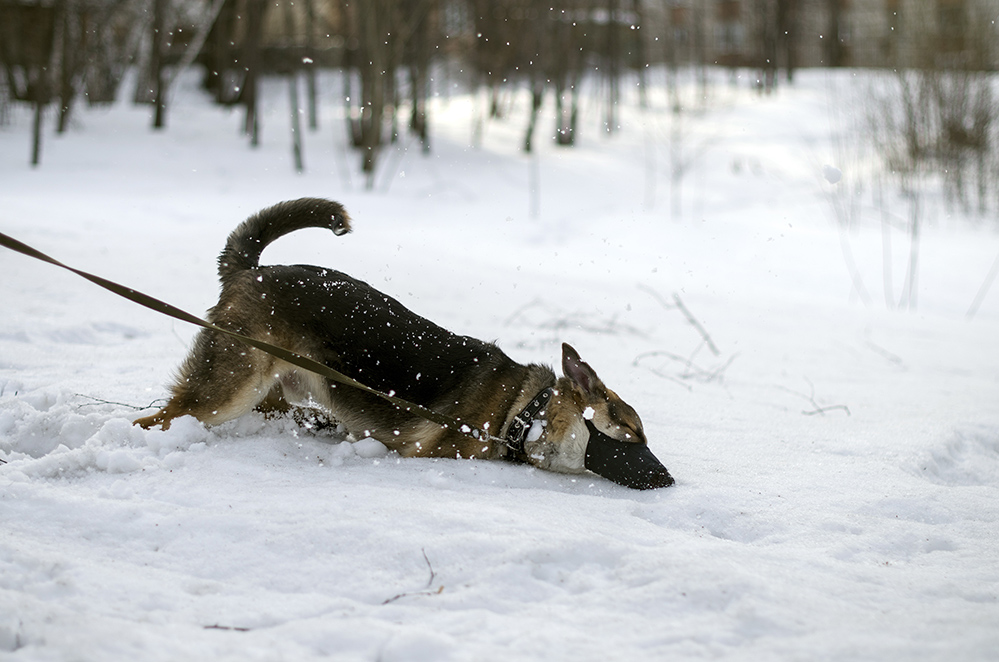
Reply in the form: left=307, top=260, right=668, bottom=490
left=135, top=198, right=649, bottom=475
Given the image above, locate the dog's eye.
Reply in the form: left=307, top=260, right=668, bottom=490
left=618, top=424, right=645, bottom=444
left=611, top=424, right=639, bottom=442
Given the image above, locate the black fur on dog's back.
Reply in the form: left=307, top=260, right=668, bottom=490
left=255, top=263, right=529, bottom=409
left=218, top=198, right=351, bottom=283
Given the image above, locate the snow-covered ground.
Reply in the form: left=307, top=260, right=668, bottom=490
left=1, top=69, right=998, bottom=661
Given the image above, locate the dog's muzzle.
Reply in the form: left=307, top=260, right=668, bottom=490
left=583, top=420, right=674, bottom=490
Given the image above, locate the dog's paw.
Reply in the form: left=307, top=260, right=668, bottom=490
left=134, top=413, right=169, bottom=430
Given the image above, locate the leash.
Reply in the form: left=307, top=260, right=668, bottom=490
left=0, top=230, right=503, bottom=445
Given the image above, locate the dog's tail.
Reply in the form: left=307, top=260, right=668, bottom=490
left=218, top=198, right=351, bottom=282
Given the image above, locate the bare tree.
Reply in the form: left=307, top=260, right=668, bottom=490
left=342, top=0, right=439, bottom=187
left=240, top=0, right=264, bottom=145
left=601, top=0, right=621, bottom=133
left=824, top=0, right=845, bottom=67
left=150, top=0, right=168, bottom=128
left=281, top=0, right=304, bottom=172
left=0, top=0, right=58, bottom=165
left=776, top=0, right=797, bottom=82
left=756, top=0, right=778, bottom=93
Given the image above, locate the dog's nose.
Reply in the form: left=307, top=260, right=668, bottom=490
left=583, top=420, right=674, bottom=490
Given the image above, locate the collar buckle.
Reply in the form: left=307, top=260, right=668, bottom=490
left=504, top=387, right=554, bottom=459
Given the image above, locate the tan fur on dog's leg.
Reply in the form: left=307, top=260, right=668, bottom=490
left=134, top=400, right=190, bottom=430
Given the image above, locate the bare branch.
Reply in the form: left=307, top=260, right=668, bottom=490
left=670, top=293, right=720, bottom=357
left=639, top=285, right=720, bottom=356
left=775, top=378, right=851, bottom=417
left=74, top=394, right=167, bottom=411
left=967, top=251, right=999, bottom=320
left=381, top=548, right=443, bottom=605
left=633, top=350, right=736, bottom=386
left=505, top=298, right=645, bottom=338
left=803, top=405, right=852, bottom=416
left=637, top=283, right=675, bottom=311
left=421, top=548, right=436, bottom=588
left=863, top=336, right=906, bottom=369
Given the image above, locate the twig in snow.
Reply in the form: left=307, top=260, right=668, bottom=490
left=803, top=404, right=852, bottom=417
left=863, top=336, right=905, bottom=369
left=382, top=548, right=443, bottom=605
left=504, top=298, right=546, bottom=326
left=75, top=394, right=168, bottom=411
left=633, top=350, right=736, bottom=385
left=421, top=548, right=436, bottom=587
left=172, top=322, right=189, bottom=348
left=671, top=293, right=720, bottom=357
left=837, top=227, right=875, bottom=308
left=637, top=366, right=694, bottom=391
left=505, top=298, right=645, bottom=338
left=777, top=377, right=851, bottom=417
left=638, top=285, right=720, bottom=356
left=967, top=251, right=999, bottom=320
left=204, top=624, right=251, bottom=632
left=637, top=283, right=674, bottom=312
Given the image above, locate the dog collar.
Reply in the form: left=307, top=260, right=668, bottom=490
left=504, top=387, right=554, bottom=460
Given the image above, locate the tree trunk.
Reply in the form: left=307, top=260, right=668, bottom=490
left=241, top=0, right=264, bottom=145
left=151, top=0, right=167, bottom=129
left=303, top=0, right=319, bottom=131
left=603, top=0, right=619, bottom=133
left=408, top=4, right=431, bottom=154
left=31, top=97, right=45, bottom=166
left=57, top=1, right=77, bottom=134
left=523, top=80, right=543, bottom=153
left=358, top=0, right=387, bottom=187
left=282, top=0, right=304, bottom=172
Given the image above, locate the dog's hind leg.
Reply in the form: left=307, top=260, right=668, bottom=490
left=135, top=329, right=278, bottom=430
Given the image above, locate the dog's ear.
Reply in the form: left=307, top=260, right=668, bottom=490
left=561, top=343, right=604, bottom=395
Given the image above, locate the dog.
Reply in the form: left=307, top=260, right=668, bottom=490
left=135, top=198, right=673, bottom=488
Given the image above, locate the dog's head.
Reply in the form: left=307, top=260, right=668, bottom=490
left=523, top=343, right=674, bottom=489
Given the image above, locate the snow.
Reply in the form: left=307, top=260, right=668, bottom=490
left=2, top=69, right=998, bottom=660
left=822, top=164, right=842, bottom=184
left=526, top=419, right=546, bottom=442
